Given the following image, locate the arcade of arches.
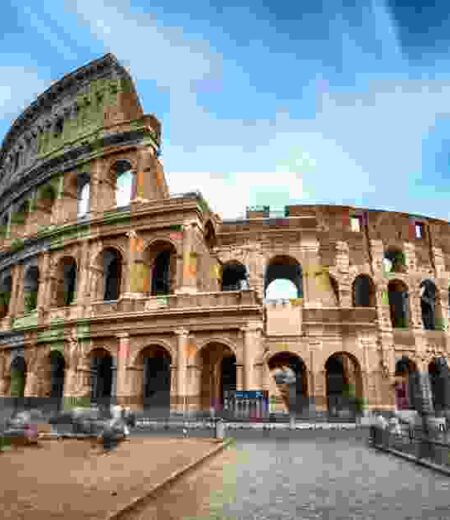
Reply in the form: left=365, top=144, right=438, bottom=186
left=2, top=336, right=448, bottom=418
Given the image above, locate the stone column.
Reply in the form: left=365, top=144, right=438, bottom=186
left=115, top=332, right=130, bottom=406
left=175, top=328, right=189, bottom=413
left=37, top=251, right=52, bottom=319
left=9, top=264, right=22, bottom=318
left=125, top=230, right=147, bottom=297
left=241, top=324, right=262, bottom=390
left=236, top=363, right=244, bottom=391
left=176, top=221, right=198, bottom=294
left=77, top=239, right=91, bottom=307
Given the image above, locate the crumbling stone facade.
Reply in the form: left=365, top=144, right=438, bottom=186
left=0, top=54, right=449, bottom=419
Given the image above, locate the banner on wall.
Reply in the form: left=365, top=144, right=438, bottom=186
left=223, top=390, right=269, bottom=419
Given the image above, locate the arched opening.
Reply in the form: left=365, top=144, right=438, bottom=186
left=114, top=160, right=134, bottom=208
left=23, top=265, right=39, bottom=313
left=221, top=261, right=249, bottom=291
left=325, top=352, right=363, bottom=419
left=420, top=279, right=437, bottom=330
left=388, top=279, right=410, bottom=328
left=77, top=174, right=90, bottom=219
left=428, top=357, right=450, bottom=414
left=352, top=274, right=375, bottom=307
left=268, top=352, right=308, bottom=416
left=0, top=271, right=12, bottom=319
left=199, top=343, right=236, bottom=413
left=90, top=348, right=113, bottom=409
left=394, top=357, right=418, bottom=411
left=383, top=246, right=406, bottom=274
left=37, top=183, right=56, bottom=213
left=204, top=220, right=216, bottom=249
left=103, top=248, right=122, bottom=301
left=56, top=257, right=77, bottom=307
left=145, top=241, right=177, bottom=296
left=264, top=255, right=303, bottom=301
left=48, top=350, right=65, bottom=411
left=138, top=346, right=171, bottom=415
left=10, top=355, right=26, bottom=400
left=329, top=275, right=339, bottom=306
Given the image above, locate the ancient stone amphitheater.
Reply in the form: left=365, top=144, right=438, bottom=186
left=0, top=53, right=448, bottom=419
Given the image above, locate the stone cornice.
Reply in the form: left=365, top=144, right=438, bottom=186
left=0, top=54, right=131, bottom=167
left=0, top=127, right=158, bottom=213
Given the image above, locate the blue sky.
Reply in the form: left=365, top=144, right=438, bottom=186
left=2, top=0, right=450, bottom=220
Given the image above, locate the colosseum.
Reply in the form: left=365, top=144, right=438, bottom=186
left=0, top=53, right=449, bottom=421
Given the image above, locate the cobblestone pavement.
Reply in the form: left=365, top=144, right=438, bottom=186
left=0, top=437, right=219, bottom=519
left=124, top=431, right=450, bottom=520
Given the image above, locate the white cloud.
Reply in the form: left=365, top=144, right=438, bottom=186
left=64, top=0, right=450, bottom=221
left=0, top=67, right=47, bottom=122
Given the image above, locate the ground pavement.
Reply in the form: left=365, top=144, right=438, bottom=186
left=120, top=430, right=450, bottom=520
left=0, top=437, right=221, bottom=519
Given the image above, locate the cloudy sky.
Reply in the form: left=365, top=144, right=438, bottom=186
left=1, top=0, right=450, bottom=221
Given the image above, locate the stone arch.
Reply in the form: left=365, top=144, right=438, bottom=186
left=428, top=357, right=450, bottom=414
left=267, top=351, right=308, bottom=416
left=10, top=354, right=27, bottom=399
left=195, top=337, right=238, bottom=364
left=77, top=173, right=90, bottom=219
left=197, top=341, right=237, bottom=412
left=54, top=256, right=78, bottom=307
left=388, top=279, right=410, bottom=328
left=204, top=220, right=216, bottom=249
left=89, top=347, right=114, bottom=408
left=36, top=182, right=57, bottom=213
left=264, top=255, right=303, bottom=301
left=352, top=274, right=376, bottom=307
left=23, top=264, right=39, bottom=313
left=47, top=349, right=66, bottom=411
left=420, top=279, right=438, bottom=330
left=325, top=351, right=363, bottom=419
left=102, top=247, right=123, bottom=301
left=143, top=239, right=178, bottom=296
left=221, top=260, right=249, bottom=291
left=135, top=345, right=172, bottom=415
left=394, top=356, right=418, bottom=411
left=129, top=339, right=176, bottom=368
left=0, top=269, right=13, bottom=319
left=113, top=159, right=134, bottom=208
left=384, top=245, right=406, bottom=274
left=329, top=275, right=339, bottom=306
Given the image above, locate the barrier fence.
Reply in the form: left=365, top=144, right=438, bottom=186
left=369, top=423, right=450, bottom=470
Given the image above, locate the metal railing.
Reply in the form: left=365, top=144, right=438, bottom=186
left=369, top=423, right=450, bottom=470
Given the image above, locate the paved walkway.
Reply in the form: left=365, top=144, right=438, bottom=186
left=122, top=432, right=450, bottom=519
left=0, top=437, right=220, bottom=519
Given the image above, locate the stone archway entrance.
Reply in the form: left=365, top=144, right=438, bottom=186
left=267, top=352, right=308, bottom=417
left=394, top=356, right=418, bottom=411
left=48, top=350, right=65, bottom=411
left=138, top=346, right=171, bottom=416
left=90, top=348, right=113, bottom=409
left=325, top=352, right=363, bottom=419
left=199, top=343, right=236, bottom=414
left=428, top=357, right=450, bottom=415
left=10, top=355, right=27, bottom=412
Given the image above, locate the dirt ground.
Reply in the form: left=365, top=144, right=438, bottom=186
left=0, top=437, right=221, bottom=519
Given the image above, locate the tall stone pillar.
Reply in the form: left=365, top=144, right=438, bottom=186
left=37, top=251, right=52, bottom=319
left=236, top=364, right=244, bottom=391
left=175, top=328, right=189, bottom=413
left=9, top=264, right=22, bottom=318
left=241, top=324, right=262, bottom=390
left=77, top=239, right=91, bottom=307
left=115, top=332, right=129, bottom=406
left=177, top=221, right=198, bottom=294
left=125, top=230, right=147, bottom=297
